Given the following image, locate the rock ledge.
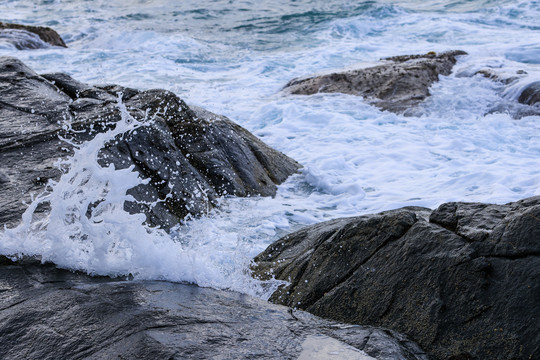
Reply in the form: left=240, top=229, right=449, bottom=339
left=283, top=50, right=467, bottom=114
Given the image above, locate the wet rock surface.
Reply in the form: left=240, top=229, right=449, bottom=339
left=0, top=259, right=428, bottom=360
left=0, top=56, right=300, bottom=230
left=253, top=197, right=540, bottom=360
left=283, top=51, right=467, bottom=114
left=459, top=68, right=540, bottom=119
left=0, top=22, right=67, bottom=49
left=518, top=81, right=540, bottom=106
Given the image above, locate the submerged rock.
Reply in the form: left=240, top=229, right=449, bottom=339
left=252, top=197, right=540, bottom=360
left=0, top=259, right=428, bottom=360
left=0, top=22, right=67, bottom=49
left=0, top=56, right=300, bottom=230
left=283, top=50, right=467, bottom=114
left=485, top=101, right=540, bottom=120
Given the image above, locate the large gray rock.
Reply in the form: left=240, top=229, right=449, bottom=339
left=0, top=22, right=67, bottom=49
left=0, top=258, right=428, bottom=360
left=253, top=197, right=540, bottom=360
left=0, top=56, right=300, bottom=230
left=283, top=51, right=467, bottom=114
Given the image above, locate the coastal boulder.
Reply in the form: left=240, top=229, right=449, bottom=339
left=253, top=197, right=540, bottom=360
left=283, top=51, right=467, bottom=114
left=0, top=22, right=67, bottom=49
left=0, top=259, right=429, bottom=360
left=518, top=81, right=540, bottom=106
left=0, top=56, right=300, bottom=230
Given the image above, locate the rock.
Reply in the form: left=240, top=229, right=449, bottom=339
left=283, top=51, right=467, bottom=114
left=474, top=69, right=521, bottom=85
left=0, top=22, right=67, bottom=49
left=485, top=102, right=540, bottom=120
left=518, top=81, right=540, bottom=106
left=461, top=69, right=540, bottom=119
left=0, top=259, right=428, bottom=360
left=252, top=198, right=540, bottom=360
left=0, top=56, right=300, bottom=230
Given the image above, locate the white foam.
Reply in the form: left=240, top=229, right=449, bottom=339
left=0, top=96, right=283, bottom=298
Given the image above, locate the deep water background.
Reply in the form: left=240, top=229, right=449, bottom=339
left=1, top=0, right=539, bottom=295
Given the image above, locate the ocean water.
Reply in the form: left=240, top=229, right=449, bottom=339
left=1, top=0, right=539, bottom=297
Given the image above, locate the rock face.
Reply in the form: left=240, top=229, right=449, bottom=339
left=0, top=22, right=67, bottom=49
left=253, top=197, right=540, bottom=360
left=283, top=51, right=467, bottom=114
left=0, top=259, right=428, bottom=360
left=0, top=56, right=300, bottom=230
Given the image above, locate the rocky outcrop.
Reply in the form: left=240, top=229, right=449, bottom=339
left=283, top=51, right=467, bottom=114
left=518, top=81, right=540, bottom=106
left=0, top=22, right=67, bottom=49
left=459, top=68, right=540, bottom=119
left=0, top=56, right=300, bottom=230
left=472, top=68, right=529, bottom=85
left=253, top=197, right=540, bottom=360
left=0, top=258, right=428, bottom=360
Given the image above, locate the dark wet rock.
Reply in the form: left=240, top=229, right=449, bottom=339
left=252, top=197, right=540, bottom=360
left=518, top=81, right=540, bottom=106
left=0, top=260, right=428, bottom=360
left=461, top=69, right=540, bottom=119
left=474, top=69, right=521, bottom=85
left=0, top=22, right=67, bottom=49
left=0, top=56, right=300, bottom=229
left=283, top=50, right=467, bottom=114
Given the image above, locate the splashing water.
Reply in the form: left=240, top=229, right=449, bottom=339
left=1, top=0, right=539, bottom=297
left=0, top=95, right=282, bottom=298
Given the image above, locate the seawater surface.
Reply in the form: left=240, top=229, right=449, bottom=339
left=1, top=0, right=539, bottom=297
